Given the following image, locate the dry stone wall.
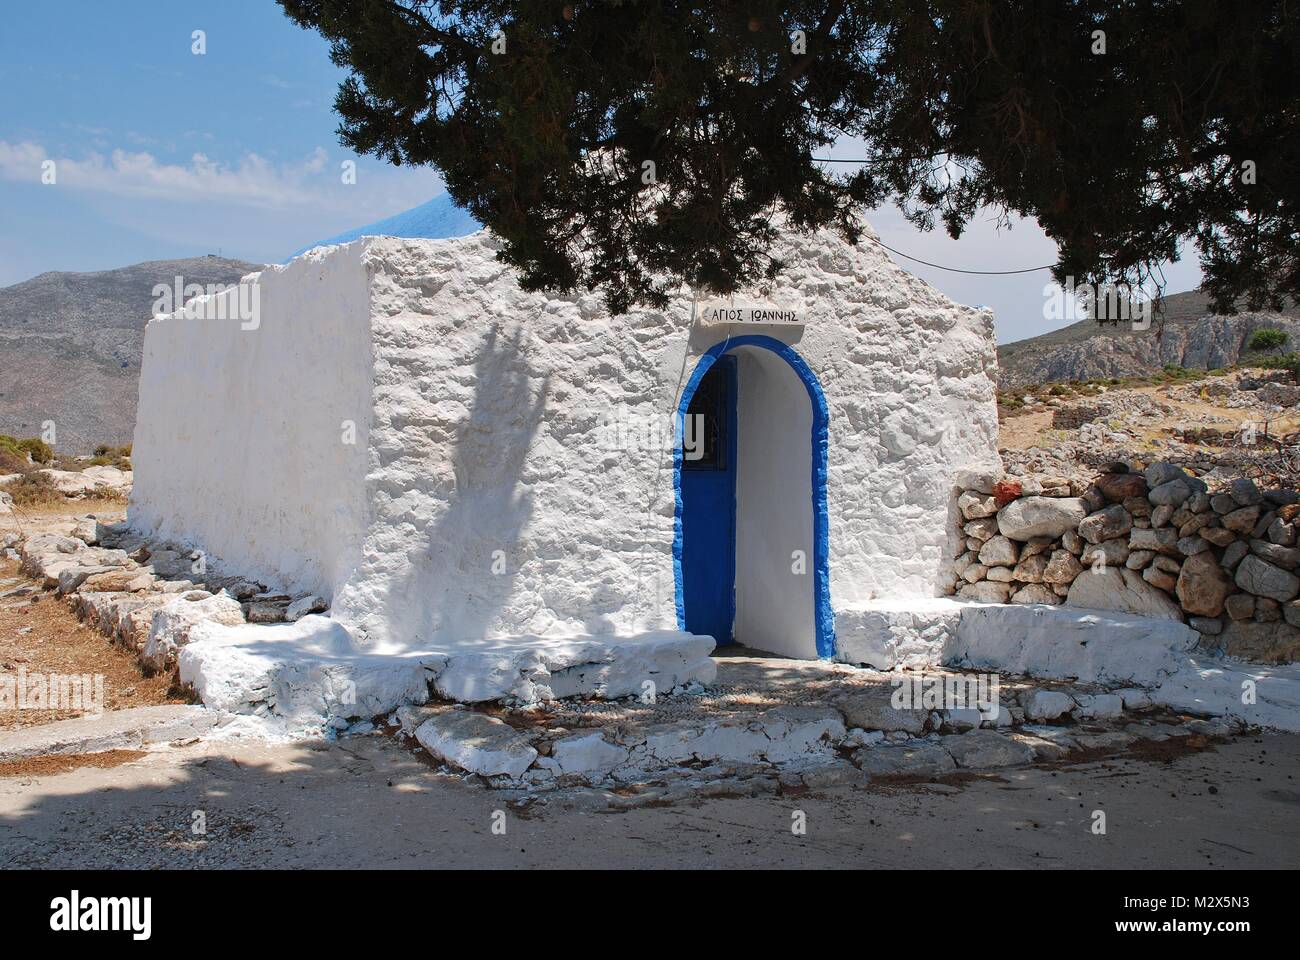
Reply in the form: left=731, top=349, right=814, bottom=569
left=950, top=462, right=1300, bottom=663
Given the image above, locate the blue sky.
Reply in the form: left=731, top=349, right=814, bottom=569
left=0, top=0, right=1202, bottom=344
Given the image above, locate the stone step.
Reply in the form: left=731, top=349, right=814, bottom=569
left=0, top=705, right=219, bottom=762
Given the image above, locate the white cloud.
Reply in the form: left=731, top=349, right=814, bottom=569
left=0, top=139, right=346, bottom=208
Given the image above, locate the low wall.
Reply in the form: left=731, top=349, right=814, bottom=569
left=949, top=461, right=1300, bottom=662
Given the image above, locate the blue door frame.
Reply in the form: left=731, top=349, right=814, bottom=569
left=672, top=335, right=835, bottom=658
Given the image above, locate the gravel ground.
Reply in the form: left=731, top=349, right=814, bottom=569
left=499, top=653, right=1041, bottom=730
left=1, top=729, right=1296, bottom=869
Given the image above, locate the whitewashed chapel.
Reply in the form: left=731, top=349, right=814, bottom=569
left=128, top=194, right=1001, bottom=698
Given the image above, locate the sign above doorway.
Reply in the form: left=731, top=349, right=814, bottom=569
left=698, top=304, right=803, bottom=326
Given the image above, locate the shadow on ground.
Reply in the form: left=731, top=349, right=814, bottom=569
left=1, top=727, right=1297, bottom=869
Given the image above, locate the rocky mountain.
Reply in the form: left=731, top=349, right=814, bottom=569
left=997, top=289, right=1300, bottom=388
left=0, top=256, right=261, bottom=454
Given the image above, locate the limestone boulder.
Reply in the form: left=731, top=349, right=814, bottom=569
left=56, top=565, right=127, bottom=595
left=854, top=742, right=956, bottom=778
left=1148, top=479, right=1193, bottom=507
left=1211, top=619, right=1300, bottom=663
left=1080, top=538, right=1129, bottom=569
left=80, top=569, right=151, bottom=593
left=1126, top=549, right=1155, bottom=570
left=1201, top=525, right=1237, bottom=547
left=1228, top=477, right=1263, bottom=506
left=958, top=492, right=999, bottom=519
left=1224, top=593, right=1256, bottom=621
left=1222, top=506, right=1262, bottom=534
left=963, top=517, right=998, bottom=541
left=996, top=497, right=1088, bottom=541
left=1222, top=540, right=1249, bottom=569
left=942, top=731, right=1036, bottom=769
left=1234, top=554, right=1300, bottom=603
left=1175, top=552, right=1234, bottom=617
left=1020, top=536, right=1056, bottom=559
left=1267, top=517, right=1296, bottom=546
left=415, top=709, right=538, bottom=779
left=1042, top=549, right=1083, bottom=585
left=1129, top=526, right=1180, bottom=556
left=1065, top=567, right=1184, bottom=621
left=837, top=688, right=928, bottom=734
left=1009, top=583, right=1057, bottom=604
left=1144, top=463, right=1188, bottom=487
left=977, top=535, right=1019, bottom=567
left=142, top=591, right=246, bottom=672
left=1078, top=504, right=1133, bottom=543
left=1023, top=689, right=1074, bottom=720
left=1142, top=565, right=1178, bottom=592
left=958, top=581, right=1011, bottom=603
left=1011, top=552, right=1048, bottom=583
left=1094, top=472, right=1148, bottom=503
left=1249, top=539, right=1300, bottom=570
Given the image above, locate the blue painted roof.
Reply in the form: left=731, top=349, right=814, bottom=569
left=288, top=193, right=481, bottom=260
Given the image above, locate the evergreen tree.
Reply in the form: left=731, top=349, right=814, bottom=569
left=281, top=1, right=1300, bottom=316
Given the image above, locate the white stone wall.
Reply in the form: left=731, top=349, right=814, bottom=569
left=129, top=246, right=376, bottom=599
left=130, top=222, right=1000, bottom=656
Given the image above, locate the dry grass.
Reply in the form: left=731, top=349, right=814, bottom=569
left=0, top=749, right=146, bottom=779
left=3, top=472, right=63, bottom=507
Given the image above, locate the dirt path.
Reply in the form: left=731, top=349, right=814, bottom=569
left=1, top=504, right=183, bottom=729
left=1, top=730, right=1296, bottom=869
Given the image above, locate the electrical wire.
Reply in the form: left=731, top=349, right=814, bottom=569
left=868, top=237, right=1058, bottom=275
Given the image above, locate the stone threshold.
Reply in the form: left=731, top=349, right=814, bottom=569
left=387, top=654, right=1247, bottom=792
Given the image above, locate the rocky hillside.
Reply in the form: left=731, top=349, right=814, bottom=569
left=0, top=256, right=261, bottom=453
left=998, top=289, right=1300, bottom=388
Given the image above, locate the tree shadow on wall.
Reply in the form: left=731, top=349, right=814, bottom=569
left=386, top=324, right=550, bottom=648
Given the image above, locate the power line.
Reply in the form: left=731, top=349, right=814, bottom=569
left=869, top=237, right=1058, bottom=275
left=808, top=155, right=1061, bottom=273
left=810, top=157, right=1060, bottom=274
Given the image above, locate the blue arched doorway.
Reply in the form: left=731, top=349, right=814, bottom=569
left=672, top=335, right=833, bottom=658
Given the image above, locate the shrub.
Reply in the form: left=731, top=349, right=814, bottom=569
left=85, top=442, right=132, bottom=470
left=1249, top=328, right=1288, bottom=353
left=16, top=437, right=53, bottom=464
left=1159, top=363, right=1204, bottom=382
left=0, top=447, right=27, bottom=474
left=4, top=471, right=62, bottom=506
left=0, top=434, right=53, bottom=466
left=1250, top=352, right=1300, bottom=382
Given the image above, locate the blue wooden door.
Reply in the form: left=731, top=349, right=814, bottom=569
left=679, top=356, right=737, bottom=645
